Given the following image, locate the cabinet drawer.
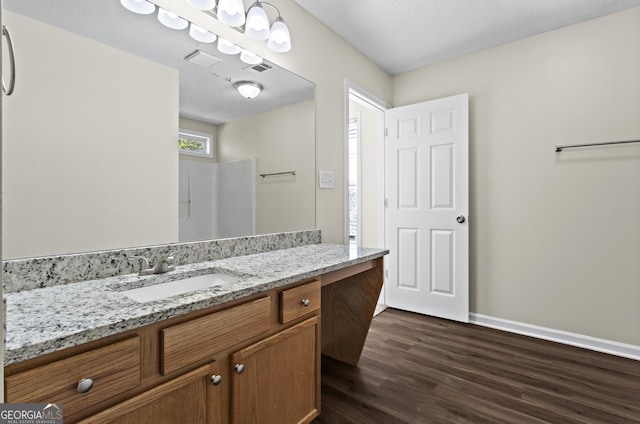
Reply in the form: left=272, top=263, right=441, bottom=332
left=279, top=280, right=321, bottom=324
left=5, top=337, right=141, bottom=419
left=161, top=296, right=271, bottom=375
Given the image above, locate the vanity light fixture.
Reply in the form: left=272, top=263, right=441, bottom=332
left=267, top=16, right=291, bottom=53
left=245, top=2, right=270, bottom=41
left=217, top=37, right=241, bottom=55
left=246, top=2, right=291, bottom=52
left=120, top=0, right=155, bottom=15
left=158, top=8, right=189, bottom=30
left=217, top=0, right=246, bottom=27
left=234, top=81, right=263, bottom=99
left=121, top=1, right=291, bottom=57
left=185, top=0, right=216, bottom=11
left=189, top=23, right=217, bottom=43
left=240, top=49, right=263, bottom=65
left=182, top=0, right=292, bottom=53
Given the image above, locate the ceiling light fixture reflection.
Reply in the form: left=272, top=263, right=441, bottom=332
left=120, top=0, right=155, bottom=15
left=158, top=8, right=189, bottom=30
left=240, top=49, right=263, bottom=65
left=233, top=81, right=263, bottom=99
left=189, top=23, right=217, bottom=43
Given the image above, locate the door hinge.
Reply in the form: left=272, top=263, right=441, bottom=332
left=384, top=198, right=388, bottom=207
left=384, top=128, right=388, bottom=137
left=385, top=269, right=388, bottom=278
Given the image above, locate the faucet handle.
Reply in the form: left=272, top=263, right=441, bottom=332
left=129, top=256, right=154, bottom=275
left=166, top=249, right=185, bottom=261
left=151, top=254, right=177, bottom=274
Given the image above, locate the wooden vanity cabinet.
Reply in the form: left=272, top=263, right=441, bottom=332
left=4, top=337, right=142, bottom=420
left=231, top=317, right=320, bottom=424
left=79, top=361, right=223, bottom=424
left=160, top=296, right=272, bottom=375
left=4, top=278, right=321, bottom=424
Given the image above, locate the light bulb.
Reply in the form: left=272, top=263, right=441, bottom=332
left=185, top=0, right=215, bottom=10
left=240, top=50, right=263, bottom=65
left=217, top=0, right=246, bottom=27
left=217, top=38, right=241, bottom=55
left=245, top=3, right=270, bottom=41
left=267, top=17, right=291, bottom=52
left=120, top=0, right=155, bottom=15
left=189, top=23, right=217, bottom=43
left=158, top=8, right=189, bottom=30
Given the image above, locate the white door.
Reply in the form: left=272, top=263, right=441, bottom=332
left=385, top=94, right=469, bottom=322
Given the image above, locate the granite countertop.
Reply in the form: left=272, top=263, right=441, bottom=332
left=4, top=243, right=388, bottom=366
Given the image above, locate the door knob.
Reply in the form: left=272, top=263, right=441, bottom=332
left=456, top=215, right=466, bottom=224
left=235, top=364, right=245, bottom=374
left=211, top=375, right=222, bottom=386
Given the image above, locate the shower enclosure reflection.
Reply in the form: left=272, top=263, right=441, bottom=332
left=179, top=158, right=256, bottom=241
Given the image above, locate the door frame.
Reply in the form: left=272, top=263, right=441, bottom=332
left=344, top=80, right=390, bottom=305
left=344, top=80, right=390, bottom=248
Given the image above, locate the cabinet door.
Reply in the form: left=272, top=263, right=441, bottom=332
left=231, top=317, right=320, bottom=424
left=80, top=362, right=224, bottom=424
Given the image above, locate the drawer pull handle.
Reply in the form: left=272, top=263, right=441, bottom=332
left=301, top=299, right=311, bottom=307
left=77, top=378, right=94, bottom=394
left=235, top=364, right=245, bottom=374
left=211, top=374, right=222, bottom=386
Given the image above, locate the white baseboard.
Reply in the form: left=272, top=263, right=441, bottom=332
left=469, top=313, right=640, bottom=361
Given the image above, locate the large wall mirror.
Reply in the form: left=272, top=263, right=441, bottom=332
left=2, top=0, right=316, bottom=260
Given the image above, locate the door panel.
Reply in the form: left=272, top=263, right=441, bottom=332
left=385, top=94, right=469, bottom=322
left=398, top=228, right=419, bottom=289
left=398, top=148, right=419, bottom=208
left=431, top=229, right=454, bottom=295
left=431, top=144, right=454, bottom=209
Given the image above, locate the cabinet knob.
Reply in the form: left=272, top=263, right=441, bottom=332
left=210, top=375, right=222, bottom=386
left=301, top=299, right=311, bottom=307
left=77, top=378, right=94, bottom=394
left=235, top=364, right=245, bottom=374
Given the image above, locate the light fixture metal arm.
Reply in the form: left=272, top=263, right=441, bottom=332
left=258, top=2, right=282, bottom=18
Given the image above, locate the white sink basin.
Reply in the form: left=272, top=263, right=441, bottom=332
left=122, top=273, right=242, bottom=303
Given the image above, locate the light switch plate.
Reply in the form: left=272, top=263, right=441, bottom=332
left=318, top=171, right=334, bottom=189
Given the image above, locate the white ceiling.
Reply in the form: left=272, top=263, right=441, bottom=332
left=294, top=0, right=640, bottom=75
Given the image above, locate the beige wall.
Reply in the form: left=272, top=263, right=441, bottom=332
left=394, top=8, right=640, bottom=345
left=2, top=12, right=179, bottom=258
left=218, top=99, right=315, bottom=234
left=154, top=0, right=393, bottom=244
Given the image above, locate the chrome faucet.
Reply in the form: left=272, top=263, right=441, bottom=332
left=129, top=254, right=176, bottom=276
left=151, top=254, right=176, bottom=274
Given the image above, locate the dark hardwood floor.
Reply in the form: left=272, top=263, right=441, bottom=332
left=312, top=308, right=640, bottom=424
